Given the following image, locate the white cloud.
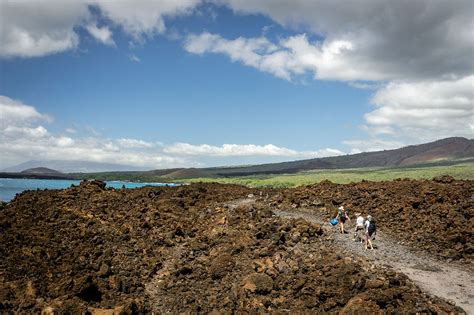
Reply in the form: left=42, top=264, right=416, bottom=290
left=86, top=23, right=115, bottom=46
left=359, top=125, right=396, bottom=136
left=56, top=136, right=75, bottom=147
left=4, top=0, right=471, bottom=82
left=0, top=1, right=86, bottom=58
left=184, top=32, right=424, bottom=81
left=0, top=0, right=201, bottom=58
left=0, top=95, right=184, bottom=168
left=94, top=0, right=200, bottom=41
left=116, top=138, right=154, bottom=148
left=129, top=54, right=141, bottom=62
left=348, top=82, right=381, bottom=90
left=165, top=143, right=294, bottom=156
left=163, top=142, right=343, bottom=158
left=219, top=0, right=474, bottom=81
left=1, top=26, right=79, bottom=58
left=343, top=139, right=405, bottom=154
left=365, top=76, right=474, bottom=141
left=0, top=96, right=51, bottom=127
left=0, top=137, right=186, bottom=169
left=311, top=148, right=345, bottom=157
left=185, top=32, right=284, bottom=75
left=344, top=77, right=473, bottom=152
left=3, top=125, right=49, bottom=139
left=277, top=35, right=382, bottom=81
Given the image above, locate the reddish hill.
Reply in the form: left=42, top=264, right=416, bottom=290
left=204, top=137, right=474, bottom=177
left=398, top=137, right=474, bottom=165
left=321, top=137, right=473, bottom=169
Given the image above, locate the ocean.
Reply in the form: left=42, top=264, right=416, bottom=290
left=0, top=178, right=177, bottom=202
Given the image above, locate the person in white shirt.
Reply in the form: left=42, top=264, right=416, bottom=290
left=353, top=213, right=365, bottom=242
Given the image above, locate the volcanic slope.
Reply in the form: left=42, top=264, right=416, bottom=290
left=0, top=180, right=471, bottom=313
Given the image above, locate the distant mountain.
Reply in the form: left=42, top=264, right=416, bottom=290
left=20, top=167, right=63, bottom=175
left=182, top=137, right=474, bottom=178
left=2, top=160, right=148, bottom=173
left=320, top=137, right=474, bottom=169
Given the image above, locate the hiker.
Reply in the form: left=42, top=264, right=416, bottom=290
left=353, top=212, right=365, bottom=242
left=335, top=206, right=350, bottom=234
left=364, top=215, right=376, bottom=250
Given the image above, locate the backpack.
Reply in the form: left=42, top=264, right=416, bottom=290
left=368, top=219, right=376, bottom=234
left=338, top=209, right=347, bottom=220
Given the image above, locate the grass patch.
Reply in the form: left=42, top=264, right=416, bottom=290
left=177, top=162, right=474, bottom=188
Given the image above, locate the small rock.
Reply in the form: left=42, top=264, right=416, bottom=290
left=341, top=296, right=381, bottom=313
left=97, top=263, right=111, bottom=277
left=243, top=273, right=273, bottom=294
left=365, top=279, right=384, bottom=289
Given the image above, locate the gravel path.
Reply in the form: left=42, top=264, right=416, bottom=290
left=274, top=208, right=474, bottom=314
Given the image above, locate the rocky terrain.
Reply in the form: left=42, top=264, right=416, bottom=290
left=0, top=178, right=471, bottom=313
left=276, top=175, right=473, bottom=262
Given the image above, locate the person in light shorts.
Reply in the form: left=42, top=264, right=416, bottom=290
left=336, top=206, right=350, bottom=234
left=353, top=213, right=365, bottom=242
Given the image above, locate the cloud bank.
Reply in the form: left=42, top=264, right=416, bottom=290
left=0, top=0, right=201, bottom=58
left=164, top=143, right=342, bottom=158
left=218, top=0, right=474, bottom=81
left=184, top=32, right=387, bottom=81
left=365, top=76, right=474, bottom=141
left=0, top=96, right=340, bottom=169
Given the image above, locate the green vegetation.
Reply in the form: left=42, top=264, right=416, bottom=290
left=176, top=161, right=474, bottom=188
left=68, top=161, right=474, bottom=188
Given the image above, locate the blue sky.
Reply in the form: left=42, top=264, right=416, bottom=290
left=1, top=1, right=472, bottom=170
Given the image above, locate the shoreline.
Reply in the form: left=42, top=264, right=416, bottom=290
left=0, top=178, right=183, bottom=202
left=0, top=175, right=181, bottom=186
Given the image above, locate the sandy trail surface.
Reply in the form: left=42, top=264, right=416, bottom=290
left=273, top=207, right=474, bottom=314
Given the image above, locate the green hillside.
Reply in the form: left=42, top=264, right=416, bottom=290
left=178, top=161, right=474, bottom=188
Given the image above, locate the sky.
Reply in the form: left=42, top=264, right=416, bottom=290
left=1, top=0, right=473, bottom=170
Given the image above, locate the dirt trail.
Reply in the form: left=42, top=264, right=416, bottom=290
left=273, top=207, right=474, bottom=314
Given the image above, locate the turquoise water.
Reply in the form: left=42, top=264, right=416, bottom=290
left=0, top=178, right=178, bottom=202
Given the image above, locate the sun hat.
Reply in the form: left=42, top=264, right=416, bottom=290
left=338, top=206, right=344, bottom=210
